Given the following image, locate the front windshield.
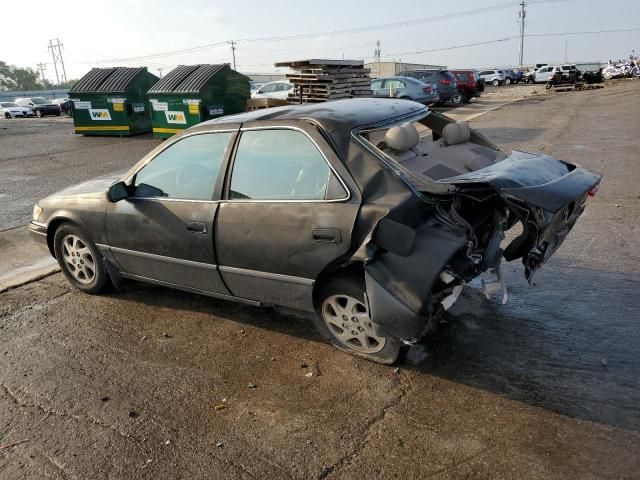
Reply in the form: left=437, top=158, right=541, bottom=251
left=1, top=102, right=18, bottom=108
left=31, top=97, right=48, bottom=105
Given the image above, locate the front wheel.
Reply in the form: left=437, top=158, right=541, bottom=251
left=53, top=223, right=109, bottom=294
left=545, top=81, right=553, bottom=90
left=35, top=109, right=42, bottom=118
left=450, top=94, right=464, bottom=105
left=314, top=276, right=401, bottom=364
left=4, top=112, right=11, bottom=119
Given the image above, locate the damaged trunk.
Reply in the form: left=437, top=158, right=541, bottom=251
left=353, top=113, right=601, bottom=342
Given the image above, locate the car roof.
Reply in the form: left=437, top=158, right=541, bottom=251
left=200, top=98, right=428, bottom=131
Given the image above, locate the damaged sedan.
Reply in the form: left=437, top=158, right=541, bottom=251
left=29, top=98, right=601, bottom=364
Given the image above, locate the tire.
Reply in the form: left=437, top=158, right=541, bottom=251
left=505, top=78, right=511, bottom=85
left=35, top=109, right=42, bottom=118
left=4, top=113, right=11, bottom=119
left=450, top=94, right=463, bottom=105
left=492, top=79, right=500, bottom=86
left=545, top=82, right=553, bottom=90
left=313, top=275, right=401, bottom=364
left=53, top=223, right=109, bottom=294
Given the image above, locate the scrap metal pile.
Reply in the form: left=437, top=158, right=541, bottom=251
left=275, top=59, right=372, bottom=103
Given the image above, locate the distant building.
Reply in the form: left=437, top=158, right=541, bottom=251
left=243, top=73, right=286, bottom=83
left=365, top=61, right=447, bottom=78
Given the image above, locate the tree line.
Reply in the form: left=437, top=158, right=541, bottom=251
left=0, top=61, right=77, bottom=91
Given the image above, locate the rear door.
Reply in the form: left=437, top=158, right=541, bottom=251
left=215, top=123, right=360, bottom=311
left=105, top=128, right=236, bottom=294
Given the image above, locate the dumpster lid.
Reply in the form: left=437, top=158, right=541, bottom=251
left=147, top=64, right=229, bottom=94
left=70, top=67, right=148, bottom=93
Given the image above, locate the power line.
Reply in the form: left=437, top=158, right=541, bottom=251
left=47, top=38, right=67, bottom=84
left=81, top=2, right=521, bottom=65
left=229, top=40, right=237, bottom=70
left=518, top=1, right=526, bottom=66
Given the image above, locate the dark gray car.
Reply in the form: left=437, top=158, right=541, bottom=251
left=403, top=69, right=460, bottom=104
left=29, top=99, right=601, bottom=364
left=370, top=76, right=439, bottom=105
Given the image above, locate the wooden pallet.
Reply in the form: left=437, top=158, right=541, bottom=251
left=278, top=59, right=372, bottom=104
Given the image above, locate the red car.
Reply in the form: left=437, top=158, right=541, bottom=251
left=451, top=70, right=484, bottom=103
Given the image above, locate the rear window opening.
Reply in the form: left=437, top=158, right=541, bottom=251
left=357, top=112, right=507, bottom=183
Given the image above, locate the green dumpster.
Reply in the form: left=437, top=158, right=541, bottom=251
left=147, top=64, right=250, bottom=139
left=69, top=67, right=158, bottom=136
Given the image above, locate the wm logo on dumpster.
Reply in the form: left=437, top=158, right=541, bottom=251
left=89, top=109, right=112, bottom=121
left=165, top=111, right=187, bottom=125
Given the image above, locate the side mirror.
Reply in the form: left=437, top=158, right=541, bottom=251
left=108, top=181, right=129, bottom=202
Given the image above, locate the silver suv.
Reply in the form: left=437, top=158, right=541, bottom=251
left=478, top=70, right=506, bottom=86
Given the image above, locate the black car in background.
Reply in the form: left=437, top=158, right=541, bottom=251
left=403, top=69, right=461, bottom=104
left=29, top=99, right=601, bottom=364
left=14, top=97, right=61, bottom=117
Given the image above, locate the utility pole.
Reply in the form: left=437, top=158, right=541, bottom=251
left=47, top=38, right=67, bottom=85
left=564, top=40, right=568, bottom=63
left=374, top=40, right=382, bottom=76
left=229, top=40, right=237, bottom=70
left=157, top=67, right=164, bottom=78
left=36, top=63, right=47, bottom=85
left=518, top=1, right=526, bottom=66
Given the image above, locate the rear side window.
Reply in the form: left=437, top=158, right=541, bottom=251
left=457, top=73, right=470, bottom=82
left=440, top=71, right=456, bottom=81
left=384, top=79, right=405, bottom=89
left=371, top=79, right=383, bottom=89
left=230, top=129, right=331, bottom=201
left=134, top=132, right=232, bottom=200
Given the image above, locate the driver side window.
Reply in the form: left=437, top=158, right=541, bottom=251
left=134, top=132, right=232, bottom=201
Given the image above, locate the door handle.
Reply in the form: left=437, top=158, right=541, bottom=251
left=312, top=228, right=341, bottom=243
left=186, top=221, right=208, bottom=234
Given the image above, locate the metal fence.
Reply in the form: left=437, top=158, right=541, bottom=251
left=0, top=89, right=69, bottom=103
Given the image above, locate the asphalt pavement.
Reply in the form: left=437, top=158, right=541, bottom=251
left=1, top=83, right=639, bottom=479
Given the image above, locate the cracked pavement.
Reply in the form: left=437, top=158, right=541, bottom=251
left=1, top=82, right=640, bottom=478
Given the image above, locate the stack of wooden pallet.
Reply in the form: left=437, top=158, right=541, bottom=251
left=274, top=59, right=372, bottom=104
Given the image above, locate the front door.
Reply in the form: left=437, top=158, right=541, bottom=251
left=106, top=130, right=235, bottom=294
left=215, top=125, right=360, bottom=311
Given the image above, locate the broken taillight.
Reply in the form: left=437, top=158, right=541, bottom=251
left=423, top=86, right=432, bottom=93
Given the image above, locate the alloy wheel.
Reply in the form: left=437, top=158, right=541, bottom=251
left=321, top=294, right=386, bottom=354
left=61, top=234, right=96, bottom=284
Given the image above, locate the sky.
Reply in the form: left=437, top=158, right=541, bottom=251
left=1, top=0, right=639, bottom=82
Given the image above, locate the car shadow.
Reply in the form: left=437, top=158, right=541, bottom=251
left=404, top=260, right=640, bottom=432
left=107, top=260, right=640, bottom=432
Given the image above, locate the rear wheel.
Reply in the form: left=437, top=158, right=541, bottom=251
left=4, top=112, right=10, bottom=119
left=450, top=94, right=463, bottom=105
left=314, top=276, right=401, bottom=364
left=492, top=79, right=500, bottom=86
left=53, top=223, right=108, bottom=294
left=505, top=78, right=512, bottom=85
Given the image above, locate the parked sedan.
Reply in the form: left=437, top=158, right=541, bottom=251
left=29, top=98, right=601, bottom=364
left=0, top=101, right=33, bottom=118
left=251, top=81, right=293, bottom=100
left=370, top=76, right=439, bottom=105
left=478, top=70, right=506, bottom=86
left=14, top=97, right=61, bottom=117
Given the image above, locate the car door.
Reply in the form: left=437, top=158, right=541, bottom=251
left=215, top=123, right=360, bottom=311
left=384, top=79, right=406, bottom=98
left=105, top=129, right=236, bottom=294
left=371, top=79, right=386, bottom=97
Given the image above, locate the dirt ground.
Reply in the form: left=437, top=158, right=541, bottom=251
left=1, top=81, right=639, bottom=479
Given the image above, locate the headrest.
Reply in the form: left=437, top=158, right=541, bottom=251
left=442, top=121, right=471, bottom=146
left=385, top=122, right=420, bottom=152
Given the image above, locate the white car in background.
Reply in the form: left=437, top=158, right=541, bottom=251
left=0, top=101, right=33, bottom=118
left=533, top=65, right=556, bottom=83
left=251, top=80, right=293, bottom=100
